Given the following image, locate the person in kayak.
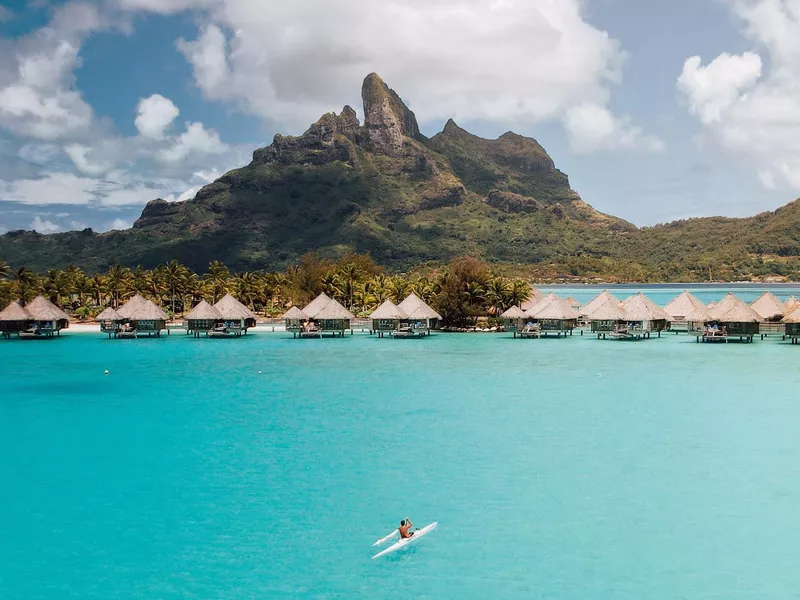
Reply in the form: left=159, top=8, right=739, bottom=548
left=399, top=518, right=414, bottom=539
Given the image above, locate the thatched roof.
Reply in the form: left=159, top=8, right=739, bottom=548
left=588, top=298, right=626, bottom=321
left=398, top=292, right=442, bottom=320
left=782, top=305, right=800, bottom=323
left=683, top=304, right=712, bottom=323
left=750, top=291, right=785, bottom=320
left=716, top=299, right=763, bottom=323
left=117, top=294, right=148, bottom=319
left=96, top=307, right=123, bottom=321
left=785, top=296, right=800, bottom=312
left=530, top=298, right=579, bottom=320
left=282, top=306, right=308, bottom=320
left=25, top=296, right=69, bottom=321
left=500, top=305, right=527, bottom=319
left=623, top=293, right=672, bottom=322
left=185, top=300, right=222, bottom=321
left=302, top=293, right=333, bottom=319
left=707, top=293, right=740, bottom=320
left=524, top=292, right=559, bottom=316
left=369, top=300, right=408, bottom=320
left=127, top=299, right=169, bottom=322
left=529, top=285, right=545, bottom=299
left=581, top=290, right=619, bottom=317
left=214, top=293, right=256, bottom=320
left=564, top=296, right=581, bottom=309
left=0, top=301, right=33, bottom=321
left=314, top=297, right=355, bottom=320
left=664, top=291, right=706, bottom=319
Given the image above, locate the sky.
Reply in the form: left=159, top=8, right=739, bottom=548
left=1, top=0, right=800, bottom=235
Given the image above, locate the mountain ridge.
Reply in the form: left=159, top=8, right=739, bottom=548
left=2, top=73, right=800, bottom=280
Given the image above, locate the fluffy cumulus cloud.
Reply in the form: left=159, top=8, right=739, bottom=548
left=0, top=2, right=244, bottom=216
left=563, top=103, right=665, bottom=154
left=165, top=0, right=659, bottom=150
left=678, top=0, right=800, bottom=190
left=30, top=215, right=62, bottom=233
left=135, top=94, right=180, bottom=139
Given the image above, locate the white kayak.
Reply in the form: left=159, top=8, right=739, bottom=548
left=373, top=529, right=399, bottom=547
left=371, top=522, right=438, bottom=559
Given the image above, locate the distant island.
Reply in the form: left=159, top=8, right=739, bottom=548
left=2, top=73, right=800, bottom=282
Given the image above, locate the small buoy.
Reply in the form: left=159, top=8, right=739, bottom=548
left=104, top=370, right=109, bottom=375
left=597, top=373, right=602, bottom=377
left=258, top=370, right=262, bottom=374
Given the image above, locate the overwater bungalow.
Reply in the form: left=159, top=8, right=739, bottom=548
left=523, top=298, right=578, bottom=338
left=96, top=307, right=124, bottom=337
left=785, top=296, right=800, bottom=313
left=564, top=297, right=581, bottom=311
left=588, top=299, right=626, bottom=338
left=500, top=305, right=528, bottom=336
left=184, top=301, right=224, bottom=337
left=704, top=294, right=762, bottom=343
left=682, top=304, right=713, bottom=333
left=213, top=293, right=257, bottom=335
left=115, top=297, right=168, bottom=338
left=0, top=301, right=34, bottom=339
left=520, top=286, right=545, bottom=311
left=22, top=296, right=69, bottom=337
left=302, top=295, right=354, bottom=337
left=580, top=290, right=620, bottom=320
left=369, top=300, right=409, bottom=338
left=750, top=291, right=785, bottom=322
left=612, top=293, right=671, bottom=339
left=397, top=293, right=441, bottom=335
left=664, top=291, right=707, bottom=324
left=782, top=306, right=800, bottom=344
left=283, top=306, right=309, bottom=338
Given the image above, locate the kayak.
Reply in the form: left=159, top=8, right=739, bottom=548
left=371, top=522, right=438, bottom=559
left=373, top=529, right=399, bottom=547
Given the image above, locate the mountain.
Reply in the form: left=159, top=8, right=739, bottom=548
left=2, top=73, right=800, bottom=280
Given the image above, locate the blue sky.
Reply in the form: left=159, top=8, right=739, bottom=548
left=1, top=0, right=799, bottom=235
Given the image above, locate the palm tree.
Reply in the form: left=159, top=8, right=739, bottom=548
left=204, top=261, right=230, bottom=304
left=485, top=278, right=512, bottom=315
left=463, top=281, right=486, bottom=309
left=0, top=259, right=11, bottom=280
left=232, top=271, right=260, bottom=310
left=105, top=265, right=132, bottom=308
left=508, top=279, right=530, bottom=308
left=14, top=267, right=36, bottom=305
left=163, top=260, right=188, bottom=316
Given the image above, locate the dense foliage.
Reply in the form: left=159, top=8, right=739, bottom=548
left=0, top=255, right=531, bottom=326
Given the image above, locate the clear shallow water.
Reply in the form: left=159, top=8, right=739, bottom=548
left=3, top=293, right=800, bottom=598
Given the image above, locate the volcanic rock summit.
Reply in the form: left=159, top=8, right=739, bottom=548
left=1, top=73, right=636, bottom=272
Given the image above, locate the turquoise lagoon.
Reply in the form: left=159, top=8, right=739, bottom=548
left=3, top=285, right=800, bottom=599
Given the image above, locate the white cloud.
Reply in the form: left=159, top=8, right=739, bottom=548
left=164, top=0, right=655, bottom=148
left=118, top=0, right=216, bottom=14
left=108, top=217, right=132, bottom=230
left=18, top=143, right=62, bottom=165
left=64, top=143, right=113, bottom=175
left=678, top=53, right=762, bottom=124
left=135, top=94, right=180, bottom=139
left=563, top=103, right=665, bottom=154
left=159, top=121, right=228, bottom=162
left=677, top=0, right=800, bottom=191
left=0, top=33, right=95, bottom=140
left=0, top=172, right=190, bottom=206
left=30, top=215, right=61, bottom=233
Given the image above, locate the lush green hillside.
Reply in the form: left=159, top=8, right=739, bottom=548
left=2, top=73, right=800, bottom=281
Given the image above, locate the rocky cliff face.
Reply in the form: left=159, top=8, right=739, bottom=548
left=360, top=72, right=424, bottom=156
left=0, top=72, right=636, bottom=272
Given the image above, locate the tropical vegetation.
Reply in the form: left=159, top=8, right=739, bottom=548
left=0, top=254, right=531, bottom=326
